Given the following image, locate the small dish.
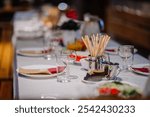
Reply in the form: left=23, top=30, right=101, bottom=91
left=97, top=81, right=142, bottom=99
left=130, top=64, right=150, bottom=76
left=82, top=78, right=107, bottom=84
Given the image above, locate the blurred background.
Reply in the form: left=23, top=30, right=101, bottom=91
left=0, top=0, right=149, bottom=99
left=0, top=0, right=149, bottom=54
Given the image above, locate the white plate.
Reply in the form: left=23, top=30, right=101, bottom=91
left=130, top=64, right=150, bottom=76
left=82, top=78, right=107, bottom=84
left=17, top=47, right=44, bottom=57
left=17, top=65, right=64, bottom=79
left=82, top=72, right=108, bottom=84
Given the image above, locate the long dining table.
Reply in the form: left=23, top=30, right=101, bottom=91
left=12, top=33, right=150, bottom=100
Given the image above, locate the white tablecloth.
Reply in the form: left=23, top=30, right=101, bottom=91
left=12, top=35, right=149, bottom=99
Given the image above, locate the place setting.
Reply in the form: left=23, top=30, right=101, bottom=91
left=17, top=64, right=66, bottom=79
left=16, top=46, right=81, bottom=81
left=130, top=64, right=150, bottom=76
left=17, top=47, right=49, bottom=57
left=117, top=45, right=150, bottom=76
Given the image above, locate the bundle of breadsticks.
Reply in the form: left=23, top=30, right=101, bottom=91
left=82, top=34, right=110, bottom=57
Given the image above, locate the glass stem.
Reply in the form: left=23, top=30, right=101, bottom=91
left=122, top=58, right=127, bottom=70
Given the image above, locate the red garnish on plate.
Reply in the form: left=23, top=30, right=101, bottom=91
left=110, top=88, right=120, bottom=95
left=99, top=87, right=120, bottom=96
left=99, top=87, right=110, bottom=95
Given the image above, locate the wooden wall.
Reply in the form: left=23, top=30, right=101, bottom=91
left=106, top=6, right=150, bottom=51
left=0, top=22, right=13, bottom=99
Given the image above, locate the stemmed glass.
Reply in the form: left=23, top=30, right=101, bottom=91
left=118, top=45, right=134, bottom=71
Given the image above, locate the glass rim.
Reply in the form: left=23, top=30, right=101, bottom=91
left=119, top=45, right=134, bottom=48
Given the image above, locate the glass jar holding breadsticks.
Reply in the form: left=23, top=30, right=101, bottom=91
left=82, top=34, right=110, bottom=72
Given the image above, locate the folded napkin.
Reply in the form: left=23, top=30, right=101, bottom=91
left=132, top=67, right=149, bottom=73
left=69, top=54, right=87, bottom=61
left=48, top=66, right=65, bottom=74
left=105, top=49, right=116, bottom=52
left=18, top=66, right=65, bottom=75
left=19, top=48, right=52, bottom=55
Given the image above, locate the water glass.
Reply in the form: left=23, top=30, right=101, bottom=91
left=56, top=51, right=71, bottom=83
left=68, top=51, right=78, bottom=79
left=118, top=45, right=134, bottom=70
left=43, top=33, right=60, bottom=60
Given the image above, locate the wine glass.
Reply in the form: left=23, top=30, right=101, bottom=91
left=118, top=45, right=134, bottom=70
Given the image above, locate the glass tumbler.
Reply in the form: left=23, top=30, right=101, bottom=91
left=56, top=51, right=71, bottom=83
left=118, top=45, right=134, bottom=70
